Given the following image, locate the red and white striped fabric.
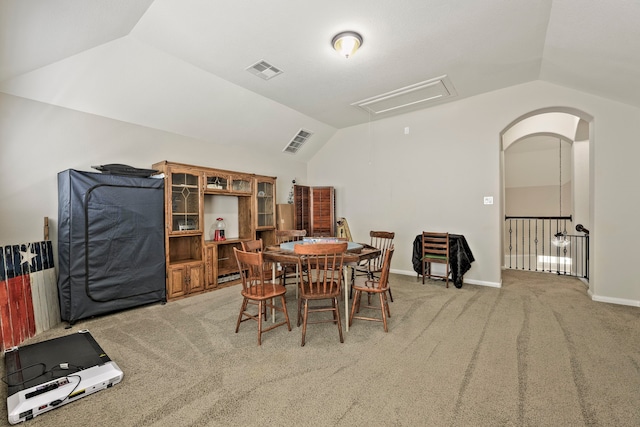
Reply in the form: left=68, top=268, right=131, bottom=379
left=0, top=241, right=60, bottom=351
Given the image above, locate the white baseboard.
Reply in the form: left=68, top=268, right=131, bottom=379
left=464, top=278, right=502, bottom=288
left=393, top=268, right=638, bottom=305
left=590, top=292, right=640, bottom=308
left=391, top=268, right=421, bottom=277
left=390, top=269, right=501, bottom=288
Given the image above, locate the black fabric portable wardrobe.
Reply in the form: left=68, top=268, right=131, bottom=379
left=57, top=169, right=166, bottom=323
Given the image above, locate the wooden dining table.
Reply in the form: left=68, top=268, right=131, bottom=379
left=263, top=242, right=381, bottom=332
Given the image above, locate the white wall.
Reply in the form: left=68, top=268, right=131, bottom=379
left=504, top=140, right=573, bottom=217
left=0, top=93, right=307, bottom=247
left=309, top=80, right=640, bottom=306
left=4, top=79, right=640, bottom=306
left=309, top=95, right=503, bottom=287
left=505, top=142, right=572, bottom=188
left=505, top=182, right=571, bottom=217
left=573, top=139, right=590, bottom=229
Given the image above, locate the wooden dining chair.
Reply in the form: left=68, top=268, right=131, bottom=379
left=350, top=245, right=394, bottom=332
left=421, top=231, right=450, bottom=287
left=276, top=229, right=307, bottom=243
left=294, top=242, right=348, bottom=346
left=353, top=231, right=395, bottom=301
left=241, top=239, right=283, bottom=285
left=233, top=248, right=291, bottom=345
left=276, top=229, right=307, bottom=286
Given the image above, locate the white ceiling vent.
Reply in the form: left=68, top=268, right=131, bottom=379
left=283, top=129, right=313, bottom=154
left=246, top=60, right=283, bottom=80
left=352, top=75, right=457, bottom=115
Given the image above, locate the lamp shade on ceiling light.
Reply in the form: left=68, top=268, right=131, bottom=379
left=332, top=31, right=363, bottom=58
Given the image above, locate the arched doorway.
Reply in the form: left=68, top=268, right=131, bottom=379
left=500, top=108, right=592, bottom=282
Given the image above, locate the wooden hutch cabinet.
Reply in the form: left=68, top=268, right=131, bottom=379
left=153, top=161, right=277, bottom=300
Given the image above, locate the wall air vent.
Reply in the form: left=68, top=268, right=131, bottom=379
left=352, top=75, right=457, bottom=115
left=246, top=60, right=283, bottom=80
left=283, top=129, right=313, bottom=154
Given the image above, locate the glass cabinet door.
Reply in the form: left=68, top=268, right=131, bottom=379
left=256, top=180, right=275, bottom=228
left=205, top=174, right=228, bottom=191
left=170, top=171, right=201, bottom=232
left=231, top=176, right=252, bottom=193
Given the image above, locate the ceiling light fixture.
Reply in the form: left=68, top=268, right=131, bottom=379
left=332, top=31, right=363, bottom=59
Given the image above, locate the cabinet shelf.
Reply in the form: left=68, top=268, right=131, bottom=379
left=204, top=237, right=251, bottom=245
left=168, top=235, right=202, bottom=263
left=204, top=172, right=252, bottom=195
left=218, top=266, right=239, bottom=276
left=170, top=258, right=201, bottom=266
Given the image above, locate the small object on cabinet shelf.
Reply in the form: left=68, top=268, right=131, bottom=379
left=207, top=176, right=225, bottom=189
left=213, top=218, right=226, bottom=241
left=257, top=190, right=265, bottom=197
left=178, top=219, right=196, bottom=231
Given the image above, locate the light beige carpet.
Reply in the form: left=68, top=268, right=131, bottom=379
left=1, top=270, right=639, bottom=426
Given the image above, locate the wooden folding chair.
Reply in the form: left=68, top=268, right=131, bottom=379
left=421, top=232, right=450, bottom=287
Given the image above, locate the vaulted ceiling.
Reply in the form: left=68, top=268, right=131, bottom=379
left=2, top=0, right=639, bottom=161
